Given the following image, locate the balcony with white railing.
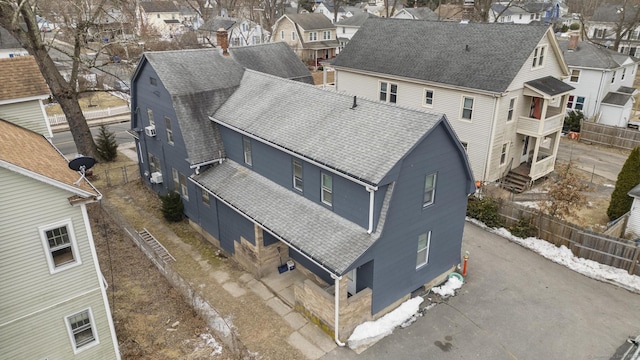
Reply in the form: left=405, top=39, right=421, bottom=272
left=517, top=112, right=564, bottom=137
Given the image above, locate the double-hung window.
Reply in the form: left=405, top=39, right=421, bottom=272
left=165, top=117, right=174, bottom=145
left=570, top=69, right=580, bottom=82
left=172, top=168, right=180, bottom=191
left=424, top=89, right=434, bottom=107
left=293, top=159, right=303, bottom=191
left=179, top=173, right=189, bottom=200
left=147, top=108, right=155, bottom=126
left=309, top=32, right=318, bottom=41
left=292, top=31, right=296, bottom=41
left=423, top=173, right=436, bottom=207
left=40, top=220, right=81, bottom=272
left=243, top=137, right=252, bottom=166
left=148, top=153, right=161, bottom=174
left=461, top=97, right=474, bottom=120
left=500, top=143, right=508, bottom=165
left=66, top=309, right=98, bottom=352
left=321, top=173, right=332, bottom=205
left=379, top=81, right=397, bottom=103
left=532, top=45, right=545, bottom=68
left=507, top=98, right=516, bottom=122
left=323, top=31, right=331, bottom=40
left=416, top=231, right=431, bottom=268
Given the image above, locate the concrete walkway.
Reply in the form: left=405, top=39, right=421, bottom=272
left=112, top=142, right=338, bottom=359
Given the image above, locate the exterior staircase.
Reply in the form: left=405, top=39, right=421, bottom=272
left=501, top=169, right=531, bottom=193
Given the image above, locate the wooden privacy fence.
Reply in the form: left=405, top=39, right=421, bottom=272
left=497, top=201, right=640, bottom=276
left=580, top=122, right=640, bottom=150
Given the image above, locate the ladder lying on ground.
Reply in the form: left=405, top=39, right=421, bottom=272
left=138, top=228, right=176, bottom=263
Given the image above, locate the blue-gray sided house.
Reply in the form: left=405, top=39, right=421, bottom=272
left=130, top=43, right=475, bottom=341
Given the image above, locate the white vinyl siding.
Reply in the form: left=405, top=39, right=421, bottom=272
left=0, top=170, right=119, bottom=359
left=0, top=100, right=50, bottom=137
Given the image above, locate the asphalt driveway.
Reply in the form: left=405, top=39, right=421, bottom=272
left=322, top=222, right=640, bottom=360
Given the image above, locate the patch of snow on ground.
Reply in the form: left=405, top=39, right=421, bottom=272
left=348, top=297, right=424, bottom=350
left=193, top=333, right=223, bottom=357
left=467, top=218, right=640, bottom=293
left=431, top=277, right=463, bottom=298
left=519, top=201, right=541, bottom=210
left=603, top=183, right=615, bottom=188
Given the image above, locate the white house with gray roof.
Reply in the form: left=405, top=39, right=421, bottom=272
left=586, top=3, right=640, bottom=57
left=272, top=13, right=340, bottom=66
left=559, top=35, right=639, bottom=127
left=331, top=18, right=574, bottom=191
left=131, top=42, right=475, bottom=342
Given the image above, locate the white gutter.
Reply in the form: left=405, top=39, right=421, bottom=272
left=366, top=187, right=375, bottom=234
left=209, top=116, right=379, bottom=190
left=190, top=158, right=224, bottom=174
left=331, top=274, right=346, bottom=347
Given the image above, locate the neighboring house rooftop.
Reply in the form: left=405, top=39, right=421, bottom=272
left=601, top=91, right=633, bottom=106
left=337, top=11, right=376, bottom=26
left=140, top=1, right=180, bottom=13
left=558, top=39, right=636, bottom=69
left=201, top=17, right=237, bottom=31
left=332, top=18, right=556, bottom=93
left=629, top=183, right=640, bottom=197
left=0, top=119, right=99, bottom=198
left=396, top=7, right=438, bottom=20
left=230, top=42, right=314, bottom=85
left=286, top=13, right=336, bottom=30
left=0, top=56, right=49, bottom=102
left=525, top=76, right=574, bottom=96
left=0, top=26, right=21, bottom=49
left=590, top=3, right=640, bottom=24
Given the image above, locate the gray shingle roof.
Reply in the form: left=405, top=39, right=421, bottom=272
left=525, top=76, right=574, bottom=96
left=286, top=13, right=336, bottom=30
left=628, top=183, right=640, bottom=198
left=332, top=18, right=553, bottom=93
left=192, top=160, right=386, bottom=274
left=618, top=86, right=637, bottom=94
left=602, top=91, right=632, bottom=106
left=201, top=17, right=237, bottom=32
left=397, top=7, right=438, bottom=20
left=230, top=42, right=314, bottom=85
left=140, top=1, right=179, bottom=13
left=590, top=4, right=640, bottom=24
left=559, top=39, right=635, bottom=69
left=336, top=12, right=375, bottom=27
left=144, top=49, right=245, bottom=165
left=212, top=70, right=445, bottom=185
left=0, top=26, right=21, bottom=49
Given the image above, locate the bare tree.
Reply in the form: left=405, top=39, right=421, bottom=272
left=538, top=162, right=588, bottom=220
left=608, top=0, right=640, bottom=51
left=0, top=0, right=131, bottom=159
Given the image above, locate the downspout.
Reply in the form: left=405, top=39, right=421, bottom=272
left=366, top=186, right=375, bottom=234
left=331, top=274, right=346, bottom=347
left=484, top=95, right=501, bottom=183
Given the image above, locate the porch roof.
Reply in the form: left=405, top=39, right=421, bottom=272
left=192, top=160, right=383, bottom=275
left=524, top=76, right=574, bottom=98
left=602, top=92, right=633, bottom=106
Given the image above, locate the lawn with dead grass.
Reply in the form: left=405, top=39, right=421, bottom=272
left=45, top=92, right=128, bottom=116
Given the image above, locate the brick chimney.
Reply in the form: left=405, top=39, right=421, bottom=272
left=217, top=28, right=229, bottom=56
left=568, top=33, right=579, bottom=51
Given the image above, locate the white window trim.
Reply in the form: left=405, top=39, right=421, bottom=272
left=416, top=231, right=431, bottom=269
left=532, top=45, right=546, bottom=69
left=379, top=81, right=398, bottom=104
left=243, top=137, right=252, bottom=166
left=293, top=159, right=303, bottom=192
left=321, top=173, right=332, bottom=206
left=280, top=30, right=284, bottom=39
left=291, top=31, right=296, bottom=40
left=179, top=173, right=189, bottom=200
left=507, top=97, right=516, bottom=122
left=460, top=96, right=474, bottom=122
left=569, top=69, right=580, bottom=83
left=423, top=173, right=436, bottom=207
left=309, top=31, right=318, bottom=41
left=423, top=88, right=434, bottom=108
left=165, top=116, right=174, bottom=145
left=147, top=107, right=154, bottom=126
left=65, top=307, right=99, bottom=354
left=500, top=143, right=509, bottom=166
left=202, top=190, right=210, bottom=206
left=39, top=219, right=82, bottom=274
left=172, top=168, right=180, bottom=190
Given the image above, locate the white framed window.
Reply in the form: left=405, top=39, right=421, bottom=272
left=309, top=31, right=318, bottom=41
left=461, top=96, right=474, bottom=120
left=147, top=108, right=155, bottom=126
left=148, top=153, right=161, bottom=174
left=202, top=190, right=210, bottom=206
left=611, top=71, right=616, bottom=83
left=379, top=81, right=397, bottom=103
left=507, top=97, right=516, bottom=122
left=293, top=158, right=303, bottom=191
left=622, top=67, right=627, bottom=80
left=595, top=28, right=605, bottom=38
left=291, top=31, right=296, bottom=40
left=500, top=143, right=508, bottom=165
left=66, top=308, right=98, bottom=353
left=39, top=219, right=81, bottom=273
left=172, top=168, right=179, bottom=191
left=165, top=117, right=174, bottom=145
left=179, top=173, right=189, bottom=200
left=423, top=89, right=434, bottom=107
left=461, top=141, right=468, bottom=153
left=321, top=173, right=332, bottom=206
left=530, top=13, right=534, bottom=20
left=280, top=30, right=284, bottom=39
left=243, top=137, right=252, bottom=166
left=416, top=231, right=431, bottom=268
left=532, top=45, right=545, bottom=68
left=423, top=173, right=436, bottom=207
left=323, top=30, right=331, bottom=40
left=570, top=69, right=580, bottom=82
left=342, top=26, right=345, bottom=33
left=567, top=95, right=585, bottom=111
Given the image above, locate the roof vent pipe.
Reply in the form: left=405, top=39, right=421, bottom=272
left=465, top=44, right=469, bottom=51
left=351, top=96, right=357, bottom=109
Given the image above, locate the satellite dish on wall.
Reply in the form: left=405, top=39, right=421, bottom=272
left=68, top=155, right=96, bottom=185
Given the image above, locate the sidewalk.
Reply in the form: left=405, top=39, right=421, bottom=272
left=51, top=114, right=131, bottom=133
left=108, top=143, right=339, bottom=359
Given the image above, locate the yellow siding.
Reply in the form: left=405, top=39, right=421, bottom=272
left=0, top=100, right=50, bottom=137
